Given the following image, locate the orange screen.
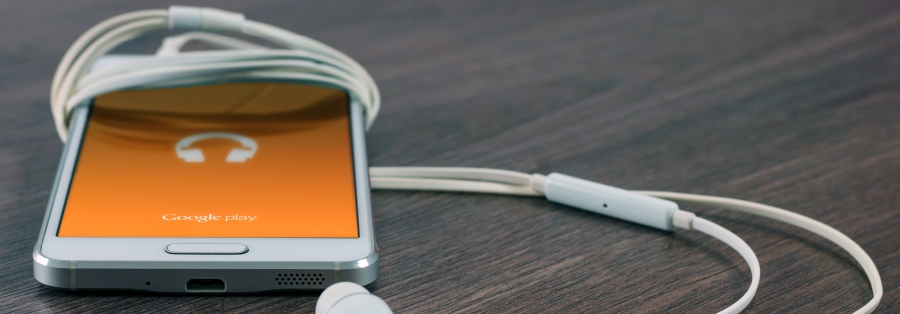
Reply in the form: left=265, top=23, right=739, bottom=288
left=57, top=82, right=360, bottom=238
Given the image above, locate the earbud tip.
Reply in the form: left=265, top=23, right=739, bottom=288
left=316, top=282, right=392, bottom=314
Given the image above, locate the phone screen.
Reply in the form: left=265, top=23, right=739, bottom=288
left=57, top=82, right=360, bottom=238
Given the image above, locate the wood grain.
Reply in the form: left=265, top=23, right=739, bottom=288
left=1, top=0, right=898, bottom=312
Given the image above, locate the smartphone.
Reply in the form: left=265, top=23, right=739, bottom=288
left=33, top=82, right=378, bottom=293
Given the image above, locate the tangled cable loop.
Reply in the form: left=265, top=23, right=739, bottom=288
left=50, top=6, right=381, bottom=142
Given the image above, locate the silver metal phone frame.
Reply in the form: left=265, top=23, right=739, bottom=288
left=33, top=95, right=378, bottom=292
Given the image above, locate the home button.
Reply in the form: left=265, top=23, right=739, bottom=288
left=165, top=243, right=249, bottom=255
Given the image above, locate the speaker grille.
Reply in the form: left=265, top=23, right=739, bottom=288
left=275, top=273, right=326, bottom=287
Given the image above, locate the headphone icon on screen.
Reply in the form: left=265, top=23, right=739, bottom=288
left=175, top=132, right=258, bottom=163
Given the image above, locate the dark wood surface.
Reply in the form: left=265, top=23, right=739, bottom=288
left=1, top=0, right=898, bottom=312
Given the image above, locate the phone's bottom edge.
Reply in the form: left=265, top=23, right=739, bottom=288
left=33, top=258, right=379, bottom=293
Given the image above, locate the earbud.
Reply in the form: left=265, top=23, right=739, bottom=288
left=316, top=282, right=393, bottom=314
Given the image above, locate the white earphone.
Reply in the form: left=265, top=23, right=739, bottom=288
left=316, top=282, right=393, bottom=314
left=50, top=6, right=882, bottom=313
left=175, top=132, right=258, bottom=162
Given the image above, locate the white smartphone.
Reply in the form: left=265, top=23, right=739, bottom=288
left=33, top=82, right=378, bottom=293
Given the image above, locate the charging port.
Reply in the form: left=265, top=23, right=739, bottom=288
left=186, top=279, right=226, bottom=292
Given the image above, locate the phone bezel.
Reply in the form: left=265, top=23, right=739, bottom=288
left=38, top=96, right=376, bottom=263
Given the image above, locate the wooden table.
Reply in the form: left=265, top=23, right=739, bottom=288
left=1, top=0, right=897, bottom=312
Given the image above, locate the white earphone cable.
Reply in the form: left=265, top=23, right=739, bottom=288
left=368, top=167, right=881, bottom=313
left=50, top=8, right=381, bottom=142
left=691, top=217, right=760, bottom=314
left=634, top=191, right=883, bottom=314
